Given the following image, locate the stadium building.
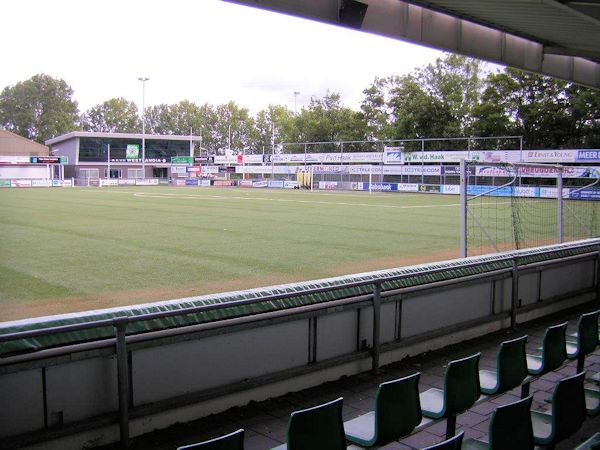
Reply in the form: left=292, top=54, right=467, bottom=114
left=46, top=131, right=203, bottom=182
left=0, top=129, right=59, bottom=184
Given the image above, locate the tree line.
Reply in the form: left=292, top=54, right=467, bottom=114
left=1, top=54, right=599, bottom=152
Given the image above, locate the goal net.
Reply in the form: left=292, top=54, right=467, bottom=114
left=462, top=161, right=600, bottom=257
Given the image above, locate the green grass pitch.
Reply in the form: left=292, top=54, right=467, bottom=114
left=0, top=187, right=463, bottom=320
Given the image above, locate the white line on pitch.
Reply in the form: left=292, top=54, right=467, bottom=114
left=131, top=192, right=459, bottom=209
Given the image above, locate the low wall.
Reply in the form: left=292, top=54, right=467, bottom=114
left=0, top=239, right=598, bottom=449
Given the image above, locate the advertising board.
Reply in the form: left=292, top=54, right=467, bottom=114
left=0, top=180, right=11, bottom=187
left=31, top=179, right=52, bottom=187
left=171, top=156, right=194, bottom=165
left=441, top=185, right=460, bottom=194
left=318, top=181, right=338, bottom=190
left=126, top=144, right=140, bottom=160
left=30, top=156, right=61, bottom=164
left=364, top=183, right=398, bottom=191
left=419, top=184, right=441, bottom=193
left=185, top=179, right=199, bottom=186
left=284, top=181, right=299, bottom=189
left=214, top=155, right=264, bottom=164
left=268, top=180, right=284, bottom=188
left=397, top=183, right=420, bottom=192
left=576, top=150, right=600, bottom=162
left=569, top=189, right=600, bottom=200
left=238, top=180, right=254, bottom=187
left=194, top=156, right=215, bottom=164
left=13, top=179, right=32, bottom=187
left=199, top=179, right=211, bottom=187
left=171, top=166, right=187, bottom=175
left=118, top=179, right=136, bottom=185
left=136, top=179, right=159, bottom=186
left=201, top=166, right=219, bottom=174
left=514, top=186, right=537, bottom=197
left=383, top=147, right=404, bottom=164
left=270, top=152, right=384, bottom=164
left=475, top=165, right=599, bottom=178
left=252, top=180, right=268, bottom=188
left=523, top=150, right=577, bottom=163
left=213, top=180, right=233, bottom=187
left=99, top=179, right=118, bottom=187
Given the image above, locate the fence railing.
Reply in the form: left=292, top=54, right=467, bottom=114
left=1, top=238, right=599, bottom=449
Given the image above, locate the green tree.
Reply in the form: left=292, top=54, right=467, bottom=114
left=0, top=74, right=79, bottom=143
left=361, top=55, right=484, bottom=145
left=212, top=102, right=255, bottom=154
left=82, top=97, right=140, bottom=133
left=296, top=91, right=367, bottom=151
left=482, top=69, right=572, bottom=149
left=417, top=54, right=484, bottom=137
left=360, top=76, right=391, bottom=139
left=254, top=105, right=296, bottom=154
left=470, top=72, right=517, bottom=141
left=564, top=84, right=600, bottom=148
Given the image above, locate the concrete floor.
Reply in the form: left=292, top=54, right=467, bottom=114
left=99, top=303, right=600, bottom=450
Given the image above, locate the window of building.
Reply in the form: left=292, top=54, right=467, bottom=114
left=80, top=168, right=99, bottom=179
left=128, top=169, right=143, bottom=179
left=105, top=169, right=121, bottom=179
left=153, top=168, right=168, bottom=179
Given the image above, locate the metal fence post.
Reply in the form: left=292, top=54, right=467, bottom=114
left=372, top=281, right=382, bottom=375
left=460, top=159, right=467, bottom=258
left=557, top=167, right=564, bottom=244
left=511, top=257, right=519, bottom=329
left=597, top=245, right=600, bottom=304
left=115, top=319, right=130, bottom=449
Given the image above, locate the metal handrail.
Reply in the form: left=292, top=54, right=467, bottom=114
left=1, top=239, right=598, bottom=345
left=0, top=258, right=497, bottom=344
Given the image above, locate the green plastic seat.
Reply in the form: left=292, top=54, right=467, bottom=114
left=585, top=388, right=600, bottom=416
left=177, top=429, right=244, bottom=450
left=479, top=335, right=528, bottom=395
left=421, top=431, right=464, bottom=450
left=271, top=397, right=345, bottom=450
left=566, top=311, right=600, bottom=372
left=526, top=322, right=567, bottom=376
left=343, top=372, right=422, bottom=447
left=531, top=372, right=586, bottom=447
left=573, top=432, right=600, bottom=450
left=462, top=395, right=534, bottom=450
left=420, top=353, right=480, bottom=439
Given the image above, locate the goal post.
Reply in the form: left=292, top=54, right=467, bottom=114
left=460, top=160, right=600, bottom=257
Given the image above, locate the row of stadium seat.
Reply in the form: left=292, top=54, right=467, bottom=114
left=175, top=310, right=600, bottom=449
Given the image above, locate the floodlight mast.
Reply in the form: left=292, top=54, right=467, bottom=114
left=138, top=77, right=149, bottom=178
left=293, top=91, right=300, bottom=115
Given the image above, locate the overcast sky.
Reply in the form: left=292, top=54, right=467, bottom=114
left=1, top=0, right=445, bottom=114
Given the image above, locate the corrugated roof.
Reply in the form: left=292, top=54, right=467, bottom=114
left=410, top=0, right=600, bottom=63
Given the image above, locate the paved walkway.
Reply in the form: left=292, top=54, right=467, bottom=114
left=99, top=303, right=600, bottom=450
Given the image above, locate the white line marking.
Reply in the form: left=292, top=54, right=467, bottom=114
left=82, top=188, right=508, bottom=209
left=129, top=191, right=459, bottom=209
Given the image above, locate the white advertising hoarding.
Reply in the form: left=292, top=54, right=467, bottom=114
left=475, top=165, right=600, bottom=178
left=522, top=150, right=578, bottom=163
left=213, top=154, right=264, bottom=164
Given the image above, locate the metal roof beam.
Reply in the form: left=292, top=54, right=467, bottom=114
left=224, top=0, right=600, bottom=89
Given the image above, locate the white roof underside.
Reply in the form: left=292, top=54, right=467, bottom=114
left=225, top=0, right=600, bottom=89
